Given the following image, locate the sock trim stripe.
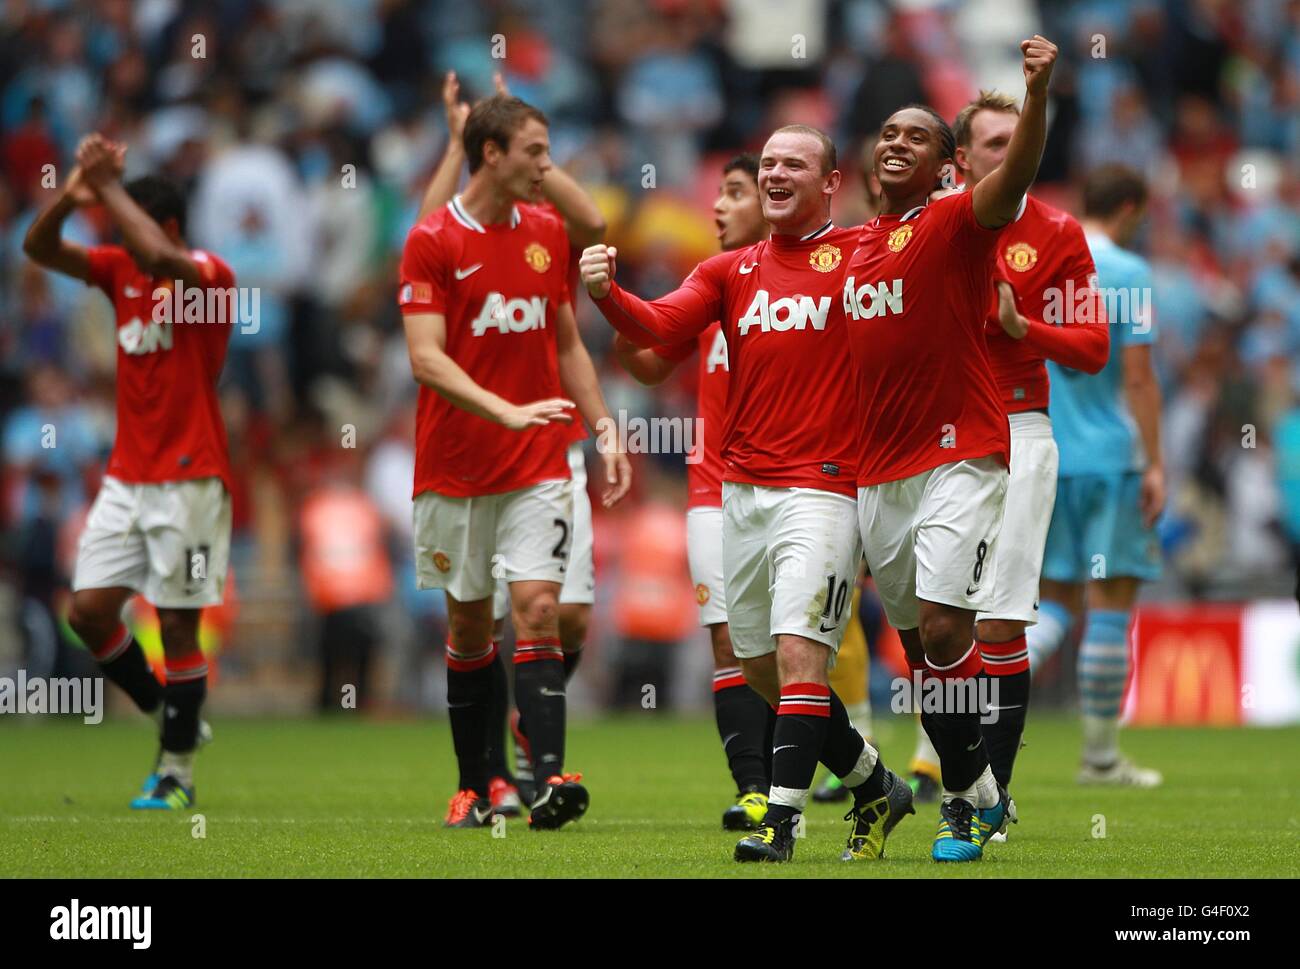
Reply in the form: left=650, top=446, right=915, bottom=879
left=164, top=664, right=208, bottom=683
left=164, top=651, right=208, bottom=681
left=925, top=643, right=983, bottom=680
left=91, top=624, right=133, bottom=663
left=513, top=644, right=563, bottom=664
left=712, top=670, right=747, bottom=692
left=446, top=640, right=498, bottom=672
left=777, top=698, right=831, bottom=717
left=979, top=637, right=1030, bottom=675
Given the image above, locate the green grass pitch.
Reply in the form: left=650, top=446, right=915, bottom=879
left=2, top=713, right=1297, bottom=878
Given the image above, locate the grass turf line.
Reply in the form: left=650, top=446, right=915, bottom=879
left=2, top=714, right=1297, bottom=878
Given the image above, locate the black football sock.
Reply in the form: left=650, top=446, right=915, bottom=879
left=925, top=644, right=990, bottom=794
left=483, top=641, right=511, bottom=781
left=446, top=640, right=498, bottom=795
left=765, top=682, right=830, bottom=826
left=90, top=624, right=161, bottom=715
left=977, top=636, right=1031, bottom=789
left=563, top=647, right=583, bottom=682
left=513, top=638, right=566, bottom=786
left=160, top=652, right=208, bottom=753
left=820, top=688, right=888, bottom=803
left=712, top=667, right=770, bottom=791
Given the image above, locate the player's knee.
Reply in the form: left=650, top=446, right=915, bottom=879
left=68, top=593, right=115, bottom=645
left=448, top=610, right=493, bottom=651
left=976, top=618, right=1024, bottom=643
left=918, top=611, right=970, bottom=656
left=740, top=658, right=778, bottom=706
left=709, top=623, right=737, bottom=669
left=157, top=610, right=199, bottom=653
left=774, top=635, right=829, bottom=685
left=514, top=589, right=559, bottom=636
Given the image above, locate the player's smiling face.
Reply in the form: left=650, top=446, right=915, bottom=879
left=758, top=132, right=837, bottom=232
left=875, top=109, right=949, bottom=199
left=958, top=109, right=1017, bottom=187
left=714, top=170, right=765, bottom=251
left=493, top=117, right=553, bottom=202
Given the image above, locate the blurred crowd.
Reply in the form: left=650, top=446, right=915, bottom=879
left=2, top=0, right=1298, bottom=709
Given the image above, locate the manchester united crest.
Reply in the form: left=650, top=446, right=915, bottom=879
left=432, top=551, right=451, bottom=573
left=524, top=242, right=552, bottom=273
left=808, top=243, right=842, bottom=273
left=1004, top=241, right=1038, bottom=272
left=887, top=223, right=913, bottom=252
left=695, top=583, right=711, bottom=605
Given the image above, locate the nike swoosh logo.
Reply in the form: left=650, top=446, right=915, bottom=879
left=818, top=621, right=837, bottom=633
left=986, top=705, right=1023, bottom=711
left=966, top=584, right=979, bottom=596
left=738, top=262, right=758, bottom=274
left=965, top=739, right=983, bottom=751
left=721, top=732, right=741, bottom=748
left=539, top=688, right=566, bottom=698
left=473, top=804, right=493, bottom=823
left=455, top=264, right=483, bottom=279
left=773, top=744, right=798, bottom=754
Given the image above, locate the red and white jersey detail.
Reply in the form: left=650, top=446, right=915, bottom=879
left=85, top=245, right=234, bottom=489
left=985, top=195, right=1107, bottom=412
left=398, top=196, right=573, bottom=498
left=655, top=321, right=730, bottom=508
left=844, top=191, right=1008, bottom=486
left=596, top=223, right=859, bottom=497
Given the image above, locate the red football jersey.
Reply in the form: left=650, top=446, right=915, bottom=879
left=984, top=195, right=1108, bottom=412
left=523, top=200, right=589, bottom=446
left=596, top=224, right=859, bottom=497
left=86, top=246, right=234, bottom=489
left=844, top=192, right=1009, bottom=486
left=654, top=321, right=730, bottom=508
left=398, top=197, right=573, bottom=498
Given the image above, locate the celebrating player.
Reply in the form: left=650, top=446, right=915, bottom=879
left=23, top=134, right=234, bottom=810
left=1025, top=164, right=1165, bottom=787
left=613, top=153, right=776, bottom=831
left=398, top=93, right=631, bottom=830
left=582, top=125, right=914, bottom=864
left=949, top=91, right=1110, bottom=827
left=843, top=35, right=1058, bottom=861
left=419, top=71, right=609, bottom=816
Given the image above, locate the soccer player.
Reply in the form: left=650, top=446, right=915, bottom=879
left=419, top=71, right=609, bottom=816
left=842, top=35, right=1058, bottom=861
left=1025, top=164, right=1164, bottom=787
left=950, top=91, right=1110, bottom=819
left=581, top=125, right=914, bottom=864
left=398, top=93, right=631, bottom=830
left=23, top=134, right=235, bottom=810
left=613, top=153, right=776, bottom=831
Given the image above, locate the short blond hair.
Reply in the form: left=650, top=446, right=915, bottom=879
left=953, top=91, right=1020, bottom=148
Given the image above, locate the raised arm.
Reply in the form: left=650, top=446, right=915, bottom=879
left=418, top=72, right=471, bottom=222
left=580, top=244, right=721, bottom=347
left=21, top=139, right=119, bottom=282
left=78, top=137, right=203, bottom=287
left=402, top=310, right=575, bottom=430
left=971, top=36, right=1058, bottom=229
left=995, top=278, right=1109, bottom=374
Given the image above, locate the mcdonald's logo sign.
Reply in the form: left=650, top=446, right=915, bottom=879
left=1131, top=608, right=1242, bottom=726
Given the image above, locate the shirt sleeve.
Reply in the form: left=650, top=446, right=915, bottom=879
left=594, top=252, right=730, bottom=347
left=1019, top=227, right=1110, bottom=372
left=84, top=246, right=123, bottom=294
left=652, top=338, right=698, bottom=363
left=397, top=225, right=448, bottom=315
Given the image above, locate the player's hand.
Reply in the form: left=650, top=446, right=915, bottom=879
left=500, top=397, right=575, bottom=431
left=1021, top=35, right=1058, bottom=97
left=64, top=166, right=99, bottom=207
left=599, top=448, right=632, bottom=508
left=996, top=281, right=1029, bottom=339
left=1139, top=464, right=1165, bottom=529
left=77, top=135, right=126, bottom=188
left=492, top=71, right=511, bottom=97
left=580, top=244, right=617, bottom=299
left=442, top=71, right=470, bottom=143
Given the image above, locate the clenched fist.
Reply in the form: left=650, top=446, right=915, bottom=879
left=1021, top=35, right=1058, bottom=97
left=579, top=244, right=618, bottom=299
